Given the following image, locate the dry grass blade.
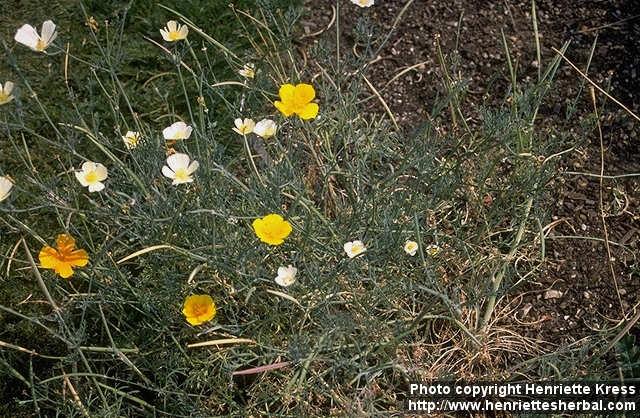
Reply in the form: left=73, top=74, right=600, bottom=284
left=361, top=74, right=399, bottom=131
left=590, top=86, right=623, bottom=313
left=0, top=340, right=39, bottom=356
left=266, top=289, right=303, bottom=307
left=232, top=361, right=291, bottom=376
left=63, top=372, right=90, bottom=418
left=187, top=338, right=256, bottom=348
left=116, top=245, right=173, bottom=264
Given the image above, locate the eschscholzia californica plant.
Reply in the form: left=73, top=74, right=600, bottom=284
left=39, top=234, right=89, bottom=279
left=182, top=294, right=216, bottom=325
left=0, top=176, right=13, bottom=202
left=162, top=153, right=199, bottom=185
left=160, top=20, right=188, bottom=42
left=75, top=162, right=108, bottom=192
left=253, top=119, right=277, bottom=139
left=275, top=265, right=297, bottom=287
left=252, top=214, right=293, bottom=246
left=14, top=20, right=57, bottom=52
left=233, top=118, right=255, bottom=135
left=344, top=240, right=366, bottom=258
left=274, top=83, right=319, bottom=120
left=0, top=82, right=15, bottom=105
left=163, top=121, right=193, bottom=141
left=404, top=240, right=418, bottom=256
left=122, top=131, right=141, bottom=149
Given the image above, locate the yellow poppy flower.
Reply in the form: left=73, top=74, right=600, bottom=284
left=39, top=234, right=89, bottom=279
left=274, top=83, right=319, bottom=120
left=182, top=294, right=216, bottom=325
left=252, top=214, right=293, bottom=245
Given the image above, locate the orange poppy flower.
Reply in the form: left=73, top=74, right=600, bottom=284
left=39, top=234, right=89, bottom=279
left=182, top=294, right=217, bottom=325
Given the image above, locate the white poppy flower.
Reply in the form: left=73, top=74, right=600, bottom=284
left=275, top=265, right=297, bottom=287
left=162, top=153, right=199, bottom=185
left=122, top=131, right=141, bottom=149
left=160, top=20, right=188, bottom=42
left=239, top=63, right=255, bottom=79
left=233, top=118, right=255, bottom=135
left=14, top=20, right=58, bottom=52
left=253, top=119, right=277, bottom=139
left=404, top=240, right=418, bottom=256
left=0, top=176, right=14, bottom=202
left=0, top=82, right=15, bottom=105
left=344, top=240, right=366, bottom=258
left=162, top=121, right=193, bottom=141
left=75, top=162, right=108, bottom=192
left=351, top=0, right=374, bottom=7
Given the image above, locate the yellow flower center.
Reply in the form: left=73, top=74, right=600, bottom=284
left=0, top=92, right=9, bottom=104
left=84, top=171, right=99, bottom=184
left=168, top=30, right=181, bottom=41
left=174, top=168, right=190, bottom=182
left=35, top=38, right=46, bottom=52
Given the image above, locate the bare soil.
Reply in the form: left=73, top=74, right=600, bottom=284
left=302, top=0, right=639, bottom=346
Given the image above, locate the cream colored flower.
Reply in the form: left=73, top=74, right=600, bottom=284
left=160, top=20, right=188, bottom=42
left=0, top=176, right=14, bottom=202
left=233, top=118, right=255, bottom=135
left=162, top=153, right=199, bottom=185
left=404, top=240, right=418, bottom=256
left=75, top=162, right=108, bottom=192
left=351, top=0, right=374, bottom=7
left=0, top=82, right=15, bottom=105
left=122, top=131, right=141, bottom=149
left=426, top=244, right=441, bottom=256
left=344, top=240, right=366, bottom=258
left=253, top=119, right=277, bottom=139
left=162, top=121, right=193, bottom=141
left=239, top=63, right=255, bottom=79
left=275, top=265, right=297, bottom=287
left=14, top=20, right=57, bottom=52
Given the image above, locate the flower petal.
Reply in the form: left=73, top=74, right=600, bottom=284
left=167, top=153, right=190, bottom=171
left=294, top=83, right=316, bottom=103
left=298, top=103, right=319, bottom=120
left=161, top=165, right=175, bottom=179
left=88, top=182, right=105, bottom=192
left=56, top=262, right=74, bottom=279
left=39, top=246, right=61, bottom=269
left=14, top=24, right=40, bottom=50
left=94, top=164, right=108, bottom=181
left=278, top=84, right=295, bottom=102
left=56, top=234, right=76, bottom=253
left=67, top=249, right=89, bottom=267
left=186, top=160, right=200, bottom=175
left=274, top=100, right=294, bottom=116
left=41, top=20, right=57, bottom=45
left=3, top=81, right=14, bottom=95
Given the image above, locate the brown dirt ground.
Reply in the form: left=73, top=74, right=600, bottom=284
left=301, top=0, right=639, bottom=350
